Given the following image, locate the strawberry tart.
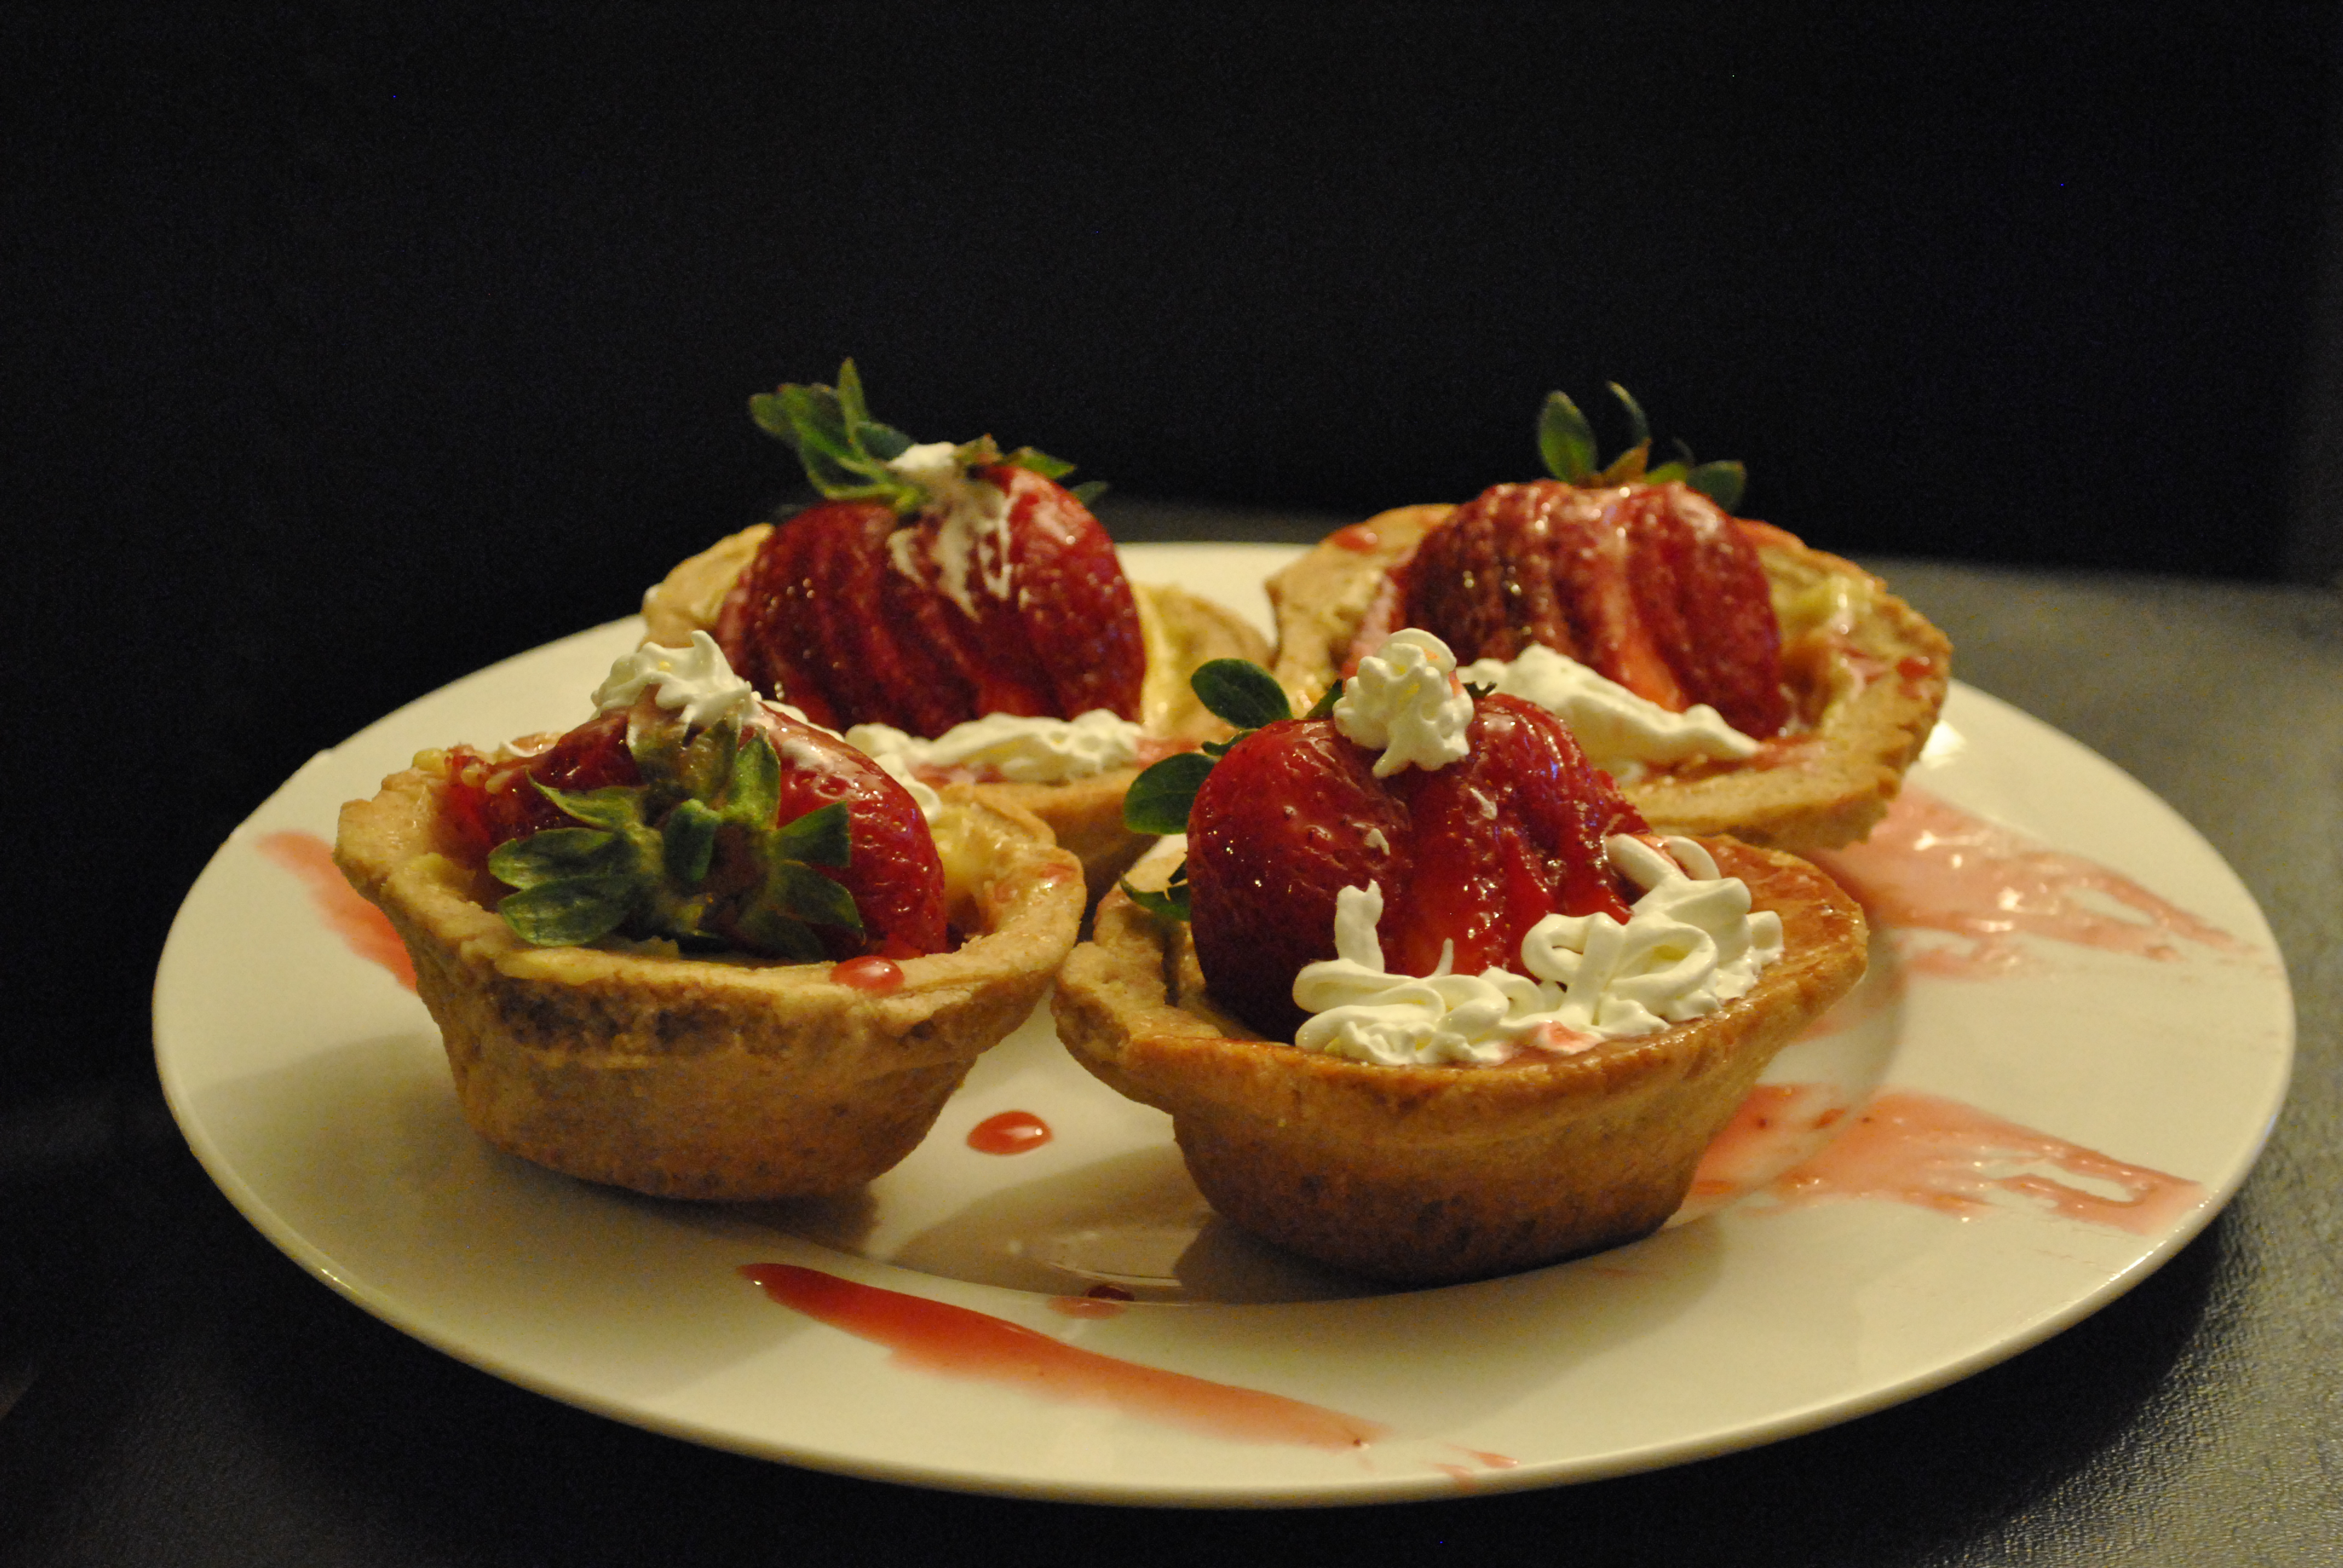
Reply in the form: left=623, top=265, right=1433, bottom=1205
left=1054, top=632, right=1867, bottom=1284
left=335, top=635, right=1084, bottom=1200
left=641, top=364, right=1266, bottom=899
left=1265, top=387, right=1950, bottom=851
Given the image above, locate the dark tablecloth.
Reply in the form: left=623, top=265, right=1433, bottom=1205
left=4, top=516, right=2338, bottom=1566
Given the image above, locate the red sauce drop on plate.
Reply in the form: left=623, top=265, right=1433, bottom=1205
left=1330, top=522, right=1382, bottom=552
left=968, top=1110, right=1053, bottom=1154
left=832, top=955, right=905, bottom=993
left=257, top=831, right=416, bottom=990
left=1687, top=1082, right=2202, bottom=1233
left=739, top=1264, right=1389, bottom=1449
left=1814, top=788, right=2241, bottom=977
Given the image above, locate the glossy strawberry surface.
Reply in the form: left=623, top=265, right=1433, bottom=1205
left=1186, top=694, right=1647, bottom=1040
left=1391, top=479, right=1789, bottom=737
left=715, top=465, right=1145, bottom=737
left=444, top=703, right=947, bottom=959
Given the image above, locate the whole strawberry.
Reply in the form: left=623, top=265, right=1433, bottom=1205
left=1123, top=637, right=1647, bottom=1040
left=1368, top=387, right=1789, bottom=738
left=443, top=639, right=946, bottom=961
left=715, top=362, right=1146, bottom=736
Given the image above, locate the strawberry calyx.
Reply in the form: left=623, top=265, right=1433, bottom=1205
left=749, top=359, right=1104, bottom=516
left=485, top=706, right=864, bottom=960
left=1538, top=383, right=1746, bottom=512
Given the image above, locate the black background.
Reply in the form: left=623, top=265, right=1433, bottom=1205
left=8, top=4, right=2339, bottom=1094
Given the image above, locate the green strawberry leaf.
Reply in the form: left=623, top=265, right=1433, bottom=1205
left=1003, top=444, right=1075, bottom=481
left=1686, top=460, right=1747, bottom=512
left=1123, top=750, right=1214, bottom=836
left=535, top=783, right=644, bottom=834
left=661, top=800, right=720, bottom=887
left=770, top=799, right=852, bottom=868
left=498, top=876, right=638, bottom=947
left=1538, top=391, right=1598, bottom=483
left=1303, top=679, right=1345, bottom=720
left=1068, top=479, right=1109, bottom=507
left=1190, top=659, right=1292, bottom=731
left=1119, top=877, right=1191, bottom=923
left=1610, top=383, right=1651, bottom=448
left=719, top=733, right=781, bottom=830
left=751, top=361, right=1103, bottom=518
left=760, top=859, right=864, bottom=935
left=488, top=828, right=635, bottom=889
left=1536, top=385, right=1746, bottom=508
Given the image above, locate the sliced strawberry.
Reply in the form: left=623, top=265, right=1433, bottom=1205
left=1184, top=694, right=1645, bottom=1041
left=1620, top=485, right=1788, bottom=736
left=1185, top=718, right=1412, bottom=1042
left=714, top=471, right=1141, bottom=734
left=1383, top=694, right=1643, bottom=976
left=1388, top=477, right=1785, bottom=735
left=987, top=464, right=1147, bottom=721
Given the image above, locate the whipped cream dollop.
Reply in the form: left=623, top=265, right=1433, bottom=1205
left=1453, top=644, right=1758, bottom=773
left=884, top=440, right=1012, bottom=617
left=592, top=632, right=764, bottom=730
left=1333, top=628, right=1473, bottom=776
left=1289, top=834, right=1783, bottom=1067
left=844, top=709, right=1144, bottom=785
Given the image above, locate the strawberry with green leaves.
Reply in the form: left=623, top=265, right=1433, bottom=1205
left=1122, top=644, right=1648, bottom=1041
left=714, top=362, right=1146, bottom=737
left=442, top=647, right=946, bottom=962
left=1368, top=386, right=1789, bottom=738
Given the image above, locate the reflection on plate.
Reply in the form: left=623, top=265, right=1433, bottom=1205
left=155, top=543, right=2292, bottom=1506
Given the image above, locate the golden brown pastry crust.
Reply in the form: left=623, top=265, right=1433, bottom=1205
left=640, top=523, right=1268, bottom=900
left=1263, top=505, right=1951, bottom=852
left=336, top=765, right=1084, bottom=1201
left=1052, top=836, right=1867, bottom=1285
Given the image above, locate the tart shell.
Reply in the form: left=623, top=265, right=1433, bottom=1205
left=1263, top=505, right=1951, bottom=852
left=336, top=766, right=1084, bottom=1201
left=642, top=521, right=1268, bottom=900
left=1052, top=837, right=1868, bottom=1285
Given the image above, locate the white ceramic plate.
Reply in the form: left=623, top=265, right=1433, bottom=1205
left=154, top=543, right=2292, bottom=1507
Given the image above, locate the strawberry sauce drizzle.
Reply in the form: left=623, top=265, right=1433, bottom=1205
left=257, top=831, right=416, bottom=990
left=738, top=1264, right=1388, bottom=1449
left=967, top=1110, right=1053, bottom=1154
left=1688, top=1083, right=2201, bottom=1233
left=1813, top=788, right=2241, bottom=977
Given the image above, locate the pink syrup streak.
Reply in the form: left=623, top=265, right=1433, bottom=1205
left=739, top=1264, right=1389, bottom=1450
left=1687, top=1083, right=2201, bottom=1233
left=257, top=830, right=416, bottom=990
left=1813, top=788, right=2241, bottom=978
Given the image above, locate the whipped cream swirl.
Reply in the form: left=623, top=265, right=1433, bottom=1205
left=1290, top=835, right=1783, bottom=1067
left=844, top=709, right=1143, bottom=786
left=1453, top=644, right=1758, bottom=773
left=593, top=632, right=764, bottom=731
left=1333, top=629, right=1473, bottom=776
